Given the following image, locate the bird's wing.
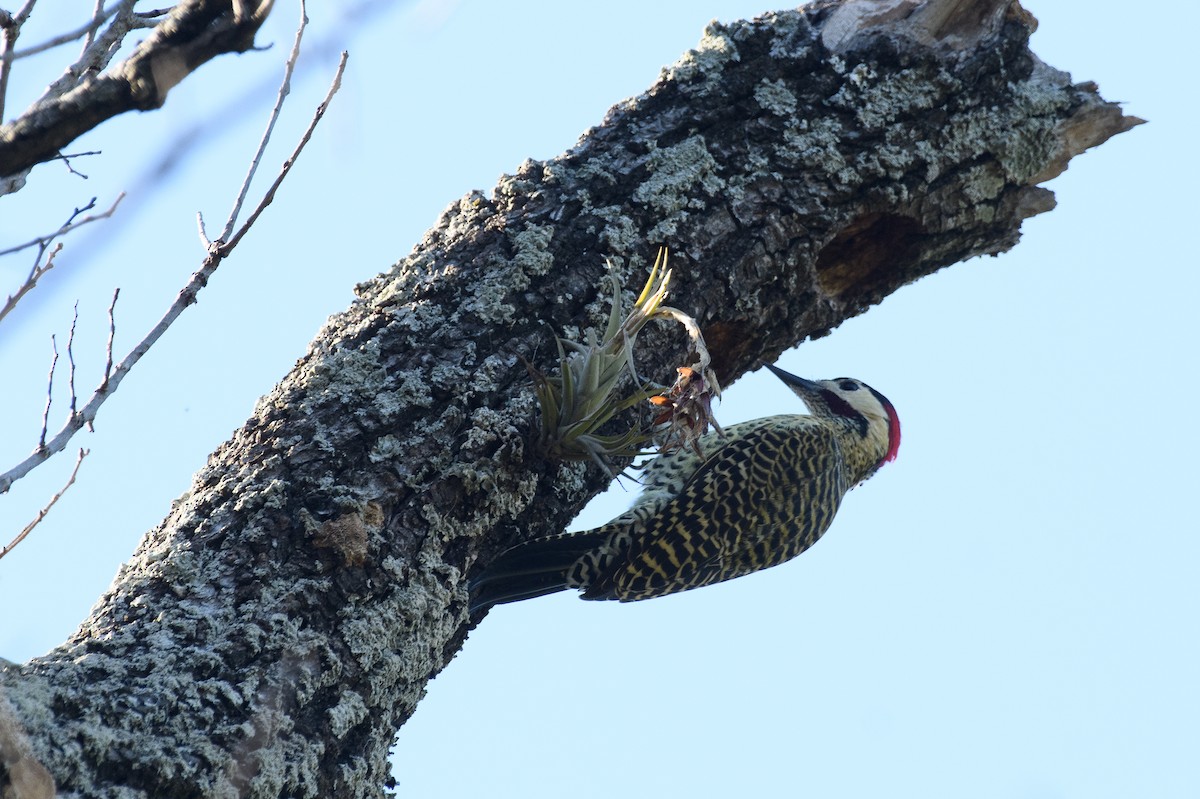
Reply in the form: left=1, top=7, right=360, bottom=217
left=632, top=416, right=789, bottom=508
left=592, top=417, right=846, bottom=601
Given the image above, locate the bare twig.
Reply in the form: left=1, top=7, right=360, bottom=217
left=11, top=1, right=117, bottom=60
left=0, top=193, right=124, bottom=258
left=0, top=448, right=88, bottom=562
left=67, top=303, right=80, bottom=414
left=0, top=44, right=349, bottom=496
left=103, top=288, right=119, bottom=389
left=196, top=211, right=211, bottom=249
left=0, top=193, right=124, bottom=327
left=218, top=0, right=310, bottom=243
left=222, top=50, right=347, bottom=254
left=57, top=150, right=100, bottom=179
left=39, top=336, right=59, bottom=452
left=70, top=0, right=390, bottom=264
left=0, top=242, right=61, bottom=325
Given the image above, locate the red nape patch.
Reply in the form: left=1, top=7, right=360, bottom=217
left=882, top=400, right=901, bottom=463
left=866, top=386, right=901, bottom=464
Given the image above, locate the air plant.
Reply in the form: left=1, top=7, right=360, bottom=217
left=531, top=248, right=722, bottom=473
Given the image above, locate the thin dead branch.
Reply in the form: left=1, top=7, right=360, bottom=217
left=0, top=192, right=124, bottom=257
left=220, top=50, right=347, bottom=254
left=0, top=448, right=88, bottom=562
left=102, top=288, right=119, bottom=390
left=0, top=44, right=349, bottom=496
left=67, top=303, right=79, bottom=415
left=0, top=242, right=60, bottom=326
left=64, top=0, right=390, bottom=266
left=56, top=149, right=102, bottom=178
left=10, top=1, right=118, bottom=60
left=38, top=336, right=58, bottom=452
left=217, top=0, right=310, bottom=243
left=0, top=193, right=124, bottom=325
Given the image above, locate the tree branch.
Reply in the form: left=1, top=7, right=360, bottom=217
left=0, top=1, right=1140, bottom=796
left=0, top=46, right=346, bottom=497
left=5, top=191, right=123, bottom=251
left=0, top=449, right=87, bottom=562
left=50, top=0, right=391, bottom=260
left=0, top=0, right=274, bottom=180
left=10, top=0, right=118, bottom=60
left=213, top=0, right=310, bottom=244
left=0, top=1, right=37, bottom=128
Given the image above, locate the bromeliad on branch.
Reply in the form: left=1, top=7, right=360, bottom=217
left=528, top=248, right=721, bottom=473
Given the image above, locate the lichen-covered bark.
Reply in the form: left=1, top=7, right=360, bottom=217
left=0, top=1, right=1138, bottom=796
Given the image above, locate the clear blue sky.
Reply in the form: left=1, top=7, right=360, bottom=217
left=1, top=2, right=1196, bottom=797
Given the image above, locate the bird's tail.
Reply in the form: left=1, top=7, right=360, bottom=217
left=469, top=530, right=610, bottom=614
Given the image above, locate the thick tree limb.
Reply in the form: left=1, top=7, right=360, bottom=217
left=0, top=1, right=1139, bottom=796
left=0, top=0, right=273, bottom=181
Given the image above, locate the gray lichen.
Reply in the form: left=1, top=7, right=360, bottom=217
left=328, top=691, right=368, bottom=739
left=509, top=224, right=556, bottom=277
left=754, top=78, right=798, bottom=116
left=664, top=21, right=740, bottom=89
left=633, top=135, right=725, bottom=215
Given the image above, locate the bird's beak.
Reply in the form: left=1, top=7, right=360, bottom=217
left=765, top=364, right=820, bottom=392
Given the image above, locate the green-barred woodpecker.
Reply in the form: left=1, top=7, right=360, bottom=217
left=469, top=364, right=900, bottom=613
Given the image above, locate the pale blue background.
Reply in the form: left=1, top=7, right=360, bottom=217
left=1, top=2, right=1195, bottom=797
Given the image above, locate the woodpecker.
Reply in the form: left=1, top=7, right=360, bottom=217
left=469, top=364, right=900, bottom=613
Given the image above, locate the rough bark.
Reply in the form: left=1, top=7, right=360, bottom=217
left=0, top=1, right=1138, bottom=796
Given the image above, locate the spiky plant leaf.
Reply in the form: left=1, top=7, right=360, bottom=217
left=529, top=247, right=722, bottom=472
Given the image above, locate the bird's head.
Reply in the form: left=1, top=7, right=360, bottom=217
left=765, top=364, right=901, bottom=476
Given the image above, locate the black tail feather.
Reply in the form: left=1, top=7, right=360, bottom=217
left=469, top=530, right=609, bottom=614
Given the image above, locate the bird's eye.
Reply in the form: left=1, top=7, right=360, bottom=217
left=838, top=380, right=858, bottom=391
